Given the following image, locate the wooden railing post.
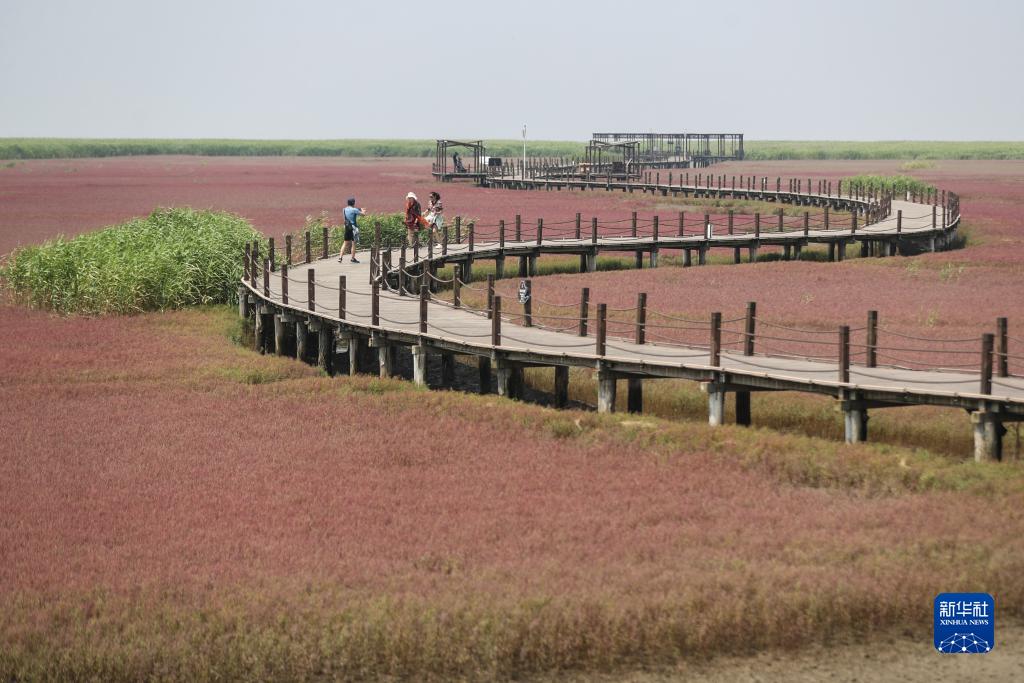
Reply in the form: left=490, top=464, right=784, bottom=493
left=867, top=310, right=878, bottom=368
left=997, top=317, right=1008, bottom=378
left=453, top=265, right=462, bottom=308
left=536, top=218, right=543, bottom=245
left=981, top=333, right=994, bottom=395
left=824, top=205, right=830, bottom=230
left=631, top=211, right=638, bottom=238
left=455, top=216, right=462, bottom=243
left=523, top=279, right=532, bottom=327
left=777, top=209, right=784, bottom=233
left=728, top=210, right=733, bottom=235
left=652, top=215, right=659, bottom=240
left=371, top=281, right=379, bottom=326
left=839, top=325, right=850, bottom=383
left=269, top=237, right=276, bottom=272
left=285, top=235, right=292, bottom=265
left=487, top=274, right=495, bottom=321
left=897, top=209, right=903, bottom=235
left=596, top=303, right=607, bottom=356
left=263, top=258, right=270, bottom=297
left=744, top=302, right=756, bottom=355
left=635, top=293, right=646, bottom=344
left=250, top=241, right=258, bottom=288
left=307, top=269, right=315, bottom=312
left=468, top=222, right=475, bottom=253
left=244, top=243, right=251, bottom=280
left=442, top=225, right=449, bottom=255
left=710, top=312, right=722, bottom=366
left=851, top=211, right=858, bottom=235
left=575, top=212, right=582, bottom=240
left=591, top=217, right=598, bottom=244
left=499, top=219, right=505, bottom=248
left=679, top=211, right=686, bottom=237
left=804, top=211, right=810, bottom=237
left=398, top=248, right=407, bottom=295
left=754, top=213, right=760, bottom=238
left=322, top=226, right=329, bottom=260
left=491, top=295, right=502, bottom=346
left=281, top=264, right=289, bottom=304
left=339, top=275, right=346, bottom=320
left=579, top=287, right=590, bottom=337
left=514, top=214, right=521, bottom=241
left=419, top=285, right=429, bottom=334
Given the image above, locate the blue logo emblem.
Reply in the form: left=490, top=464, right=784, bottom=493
left=934, top=593, right=994, bottom=653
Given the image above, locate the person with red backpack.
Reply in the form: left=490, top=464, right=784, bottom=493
left=404, top=192, right=426, bottom=245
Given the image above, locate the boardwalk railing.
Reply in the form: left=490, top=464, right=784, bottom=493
left=239, top=180, right=1021, bottom=463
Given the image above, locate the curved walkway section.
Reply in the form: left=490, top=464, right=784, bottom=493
left=240, top=182, right=1022, bottom=461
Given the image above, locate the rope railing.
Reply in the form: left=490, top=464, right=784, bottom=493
left=240, top=188, right=994, bottom=396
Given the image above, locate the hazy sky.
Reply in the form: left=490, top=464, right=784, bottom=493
left=1, top=0, right=1022, bottom=140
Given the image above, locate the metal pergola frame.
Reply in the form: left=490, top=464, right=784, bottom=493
left=583, top=139, right=642, bottom=180
left=592, top=132, right=744, bottom=162
left=433, top=139, right=486, bottom=182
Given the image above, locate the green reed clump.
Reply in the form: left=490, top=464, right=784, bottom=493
left=842, top=174, right=936, bottom=196
left=1, top=208, right=260, bottom=314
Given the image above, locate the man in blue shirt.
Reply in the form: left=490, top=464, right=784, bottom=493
left=339, top=197, right=365, bottom=264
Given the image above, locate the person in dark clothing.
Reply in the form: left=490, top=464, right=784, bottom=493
left=338, top=197, right=365, bottom=264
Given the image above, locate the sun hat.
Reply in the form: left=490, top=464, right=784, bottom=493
left=407, top=191, right=418, bottom=200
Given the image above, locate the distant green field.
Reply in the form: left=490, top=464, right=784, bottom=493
left=1, top=138, right=1022, bottom=160
left=743, top=140, right=1024, bottom=160
left=0, top=138, right=586, bottom=160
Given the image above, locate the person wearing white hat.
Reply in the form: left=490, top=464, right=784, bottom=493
left=404, top=191, right=424, bottom=245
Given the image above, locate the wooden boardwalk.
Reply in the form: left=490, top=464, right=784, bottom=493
left=241, top=181, right=1022, bottom=461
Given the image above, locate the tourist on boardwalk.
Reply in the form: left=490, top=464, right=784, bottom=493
left=339, top=197, right=364, bottom=264
left=404, top=191, right=424, bottom=245
left=424, top=191, right=444, bottom=240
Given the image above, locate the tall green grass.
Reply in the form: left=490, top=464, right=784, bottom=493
left=842, top=174, right=936, bottom=196
left=1, top=208, right=260, bottom=314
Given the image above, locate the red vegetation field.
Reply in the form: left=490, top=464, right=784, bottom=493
left=2, top=302, right=1023, bottom=678
left=3, top=157, right=1024, bottom=677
